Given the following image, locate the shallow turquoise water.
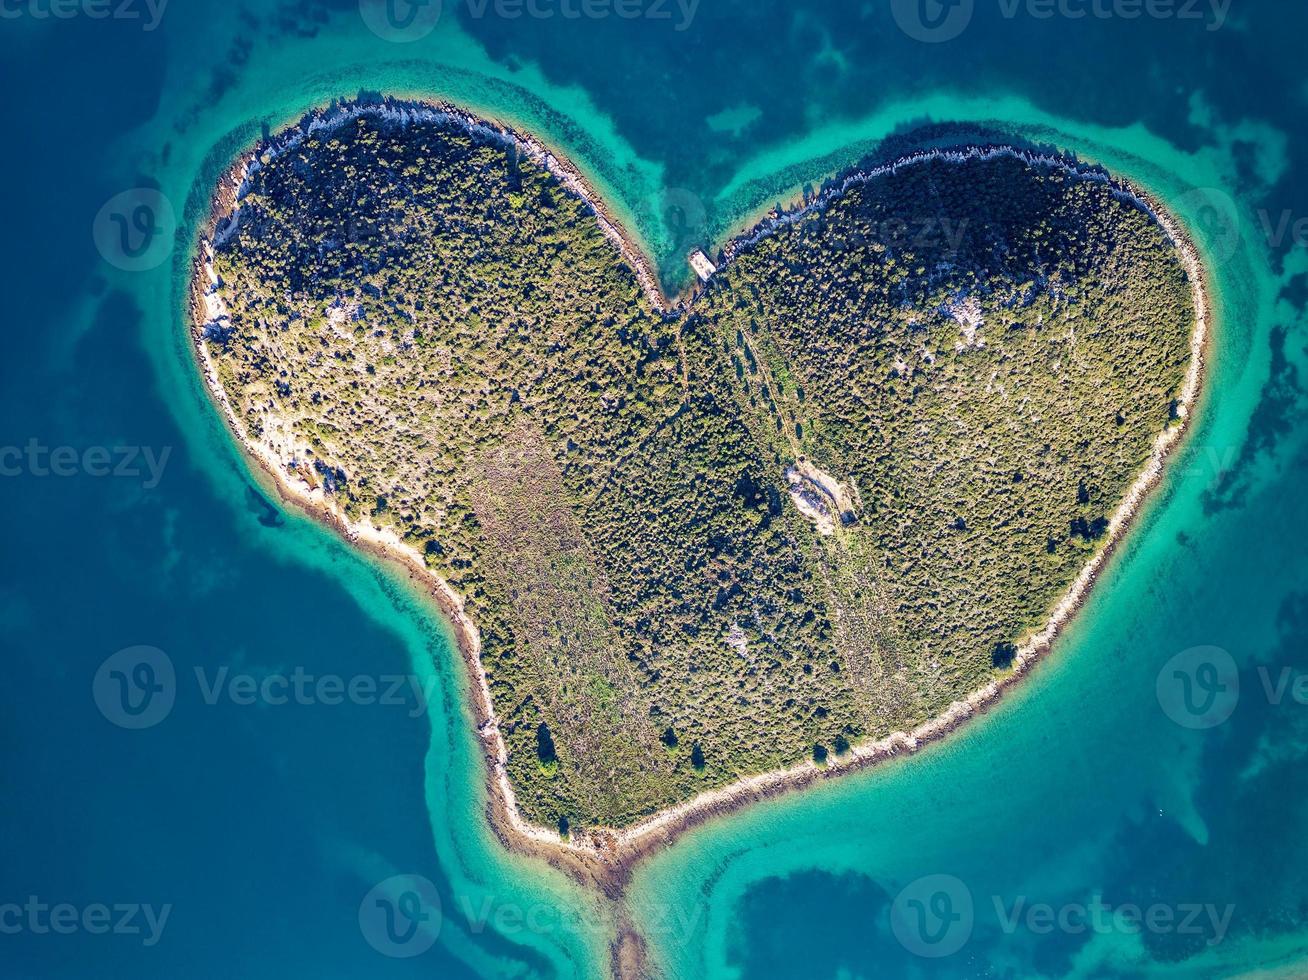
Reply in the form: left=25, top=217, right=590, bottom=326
left=2, top=3, right=1306, bottom=978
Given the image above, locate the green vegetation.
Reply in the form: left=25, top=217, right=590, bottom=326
left=703, top=156, right=1194, bottom=727
left=206, top=113, right=1194, bottom=830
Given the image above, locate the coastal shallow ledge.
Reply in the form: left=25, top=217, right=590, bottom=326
left=185, top=97, right=1212, bottom=897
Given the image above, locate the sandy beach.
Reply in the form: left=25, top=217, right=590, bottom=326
left=186, top=99, right=1211, bottom=903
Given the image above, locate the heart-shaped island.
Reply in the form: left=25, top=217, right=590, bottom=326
left=190, top=100, right=1205, bottom=879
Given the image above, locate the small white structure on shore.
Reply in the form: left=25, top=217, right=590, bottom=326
left=689, top=249, right=717, bottom=283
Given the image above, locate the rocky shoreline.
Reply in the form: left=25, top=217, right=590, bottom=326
left=209, top=97, right=670, bottom=311
left=186, top=99, right=1211, bottom=916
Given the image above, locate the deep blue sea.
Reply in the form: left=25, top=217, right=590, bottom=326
left=2, top=2, right=1307, bottom=978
